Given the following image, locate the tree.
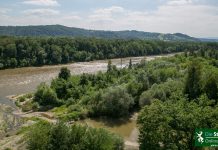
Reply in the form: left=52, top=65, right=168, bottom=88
left=10, top=58, right=17, bottom=68
left=128, top=59, right=132, bottom=69
left=107, top=60, right=112, bottom=72
left=184, top=60, right=202, bottom=100
left=47, top=122, right=69, bottom=150
left=27, top=121, right=51, bottom=150
left=91, top=86, right=134, bottom=118
left=137, top=99, right=218, bottom=150
left=203, top=74, right=218, bottom=101
left=51, top=45, right=62, bottom=64
left=34, top=83, right=59, bottom=106
left=79, top=73, right=88, bottom=86
left=36, top=48, right=47, bottom=65
left=5, top=44, right=17, bottom=57
left=51, top=78, right=67, bottom=99
left=62, top=49, right=70, bottom=63
left=58, top=67, right=71, bottom=80
left=0, top=46, right=3, bottom=57
left=0, top=63, right=3, bottom=69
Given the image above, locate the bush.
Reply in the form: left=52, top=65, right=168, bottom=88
left=21, top=101, right=33, bottom=112
left=32, top=102, right=39, bottom=111
left=58, top=67, right=71, bottom=80
left=139, top=91, right=153, bottom=106
left=26, top=121, right=51, bottom=150
left=26, top=122, right=124, bottom=150
left=34, top=83, right=60, bottom=107
left=18, top=96, right=26, bottom=102
left=139, top=80, right=184, bottom=107
left=51, top=78, right=67, bottom=99
left=90, top=86, right=134, bottom=118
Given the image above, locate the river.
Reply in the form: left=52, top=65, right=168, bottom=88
left=0, top=53, right=177, bottom=149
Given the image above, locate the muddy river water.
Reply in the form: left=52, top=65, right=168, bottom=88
left=0, top=53, right=177, bottom=147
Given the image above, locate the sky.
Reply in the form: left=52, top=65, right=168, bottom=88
left=0, top=0, right=218, bottom=38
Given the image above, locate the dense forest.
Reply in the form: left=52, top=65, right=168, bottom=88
left=0, top=25, right=199, bottom=41
left=14, top=48, right=218, bottom=150
left=1, top=36, right=218, bottom=69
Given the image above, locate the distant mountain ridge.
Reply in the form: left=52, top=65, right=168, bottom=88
left=0, top=25, right=199, bottom=41
left=199, top=38, right=218, bottom=42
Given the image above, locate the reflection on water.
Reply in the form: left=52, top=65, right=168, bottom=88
left=78, top=115, right=139, bottom=142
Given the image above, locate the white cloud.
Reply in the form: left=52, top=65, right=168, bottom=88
left=89, top=6, right=125, bottom=22
left=83, top=3, right=218, bottom=37
left=22, top=0, right=59, bottom=6
left=23, top=9, right=59, bottom=16
left=1, top=1, right=218, bottom=37
left=94, top=6, right=125, bottom=14
left=167, top=0, right=193, bottom=5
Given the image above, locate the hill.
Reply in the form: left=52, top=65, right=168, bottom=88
left=199, top=38, right=218, bottom=42
left=0, top=25, right=199, bottom=41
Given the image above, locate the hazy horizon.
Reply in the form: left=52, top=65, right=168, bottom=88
left=0, top=0, right=218, bottom=38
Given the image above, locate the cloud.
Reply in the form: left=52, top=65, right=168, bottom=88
left=1, top=1, right=218, bottom=37
left=83, top=3, right=218, bottom=37
left=94, top=6, right=125, bottom=14
left=0, top=8, right=11, bottom=14
left=22, top=0, right=59, bottom=6
left=89, top=6, right=125, bottom=22
left=167, top=0, right=193, bottom=5
left=23, top=9, right=59, bottom=16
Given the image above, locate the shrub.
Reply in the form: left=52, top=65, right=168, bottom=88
left=18, top=96, right=26, bottom=102
left=26, top=122, right=124, bottom=150
left=26, top=121, right=51, bottom=150
left=58, top=67, right=71, bottom=80
left=90, top=86, right=134, bottom=118
left=21, top=101, right=33, bottom=112
left=34, top=83, right=60, bottom=107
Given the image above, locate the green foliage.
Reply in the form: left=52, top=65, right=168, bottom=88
left=26, top=121, right=51, bottom=150
left=51, top=78, right=67, bottom=99
left=135, top=53, right=218, bottom=149
left=184, top=59, right=202, bottom=100
left=79, top=73, right=88, bottom=86
left=107, top=60, right=112, bottom=72
left=1, top=36, right=215, bottom=69
left=47, top=122, right=69, bottom=150
left=24, top=47, right=218, bottom=150
left=54, top=104, right=88, bottom=121
left=203, top=74, right=218, bottom=101
left=58, top=67, right=71, bottom=80
left=89, top=86, right=134, bottom=118
left=21, top=101, right=35, bottom=112
left=137, top=100, right=218, bottom=150
left=26, top=122, right=124, bottom=150
left=128, top=59, right=132, bottom=69
left=139, top=80, right=183, bottom=107
left=34, top=83, right=60, bottom=107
